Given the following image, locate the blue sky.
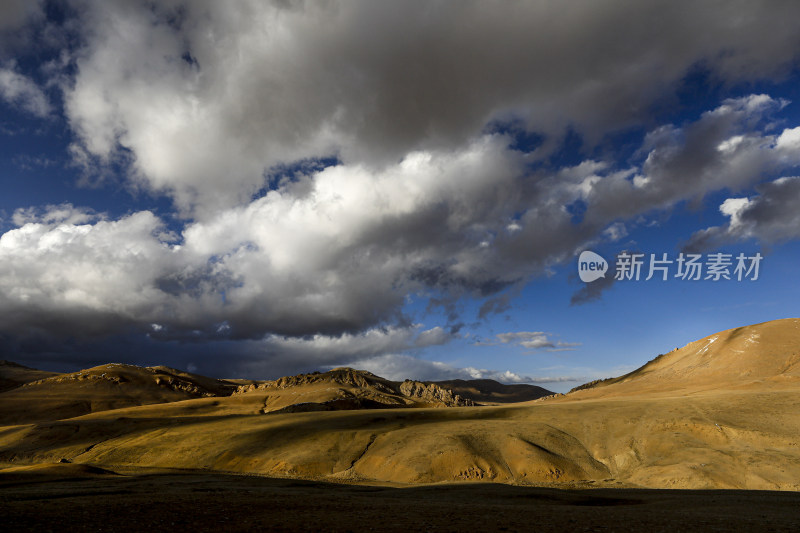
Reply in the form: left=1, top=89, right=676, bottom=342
left=2, top=1, right=800, bottom=391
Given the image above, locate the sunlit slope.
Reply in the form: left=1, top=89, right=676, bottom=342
left=2, top=319, right=800, bottom=490
left=0, top=363, right=239, bottom=425
left=569, top=318, right=800, bottom=398
left=0, top=364, right=473, bottom=426
left=1, top=385, right=798, bottom=489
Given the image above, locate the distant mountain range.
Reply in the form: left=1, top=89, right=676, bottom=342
left=0, top=361, right=553, bottom=425
left=3, top=318, right=800, bottom=490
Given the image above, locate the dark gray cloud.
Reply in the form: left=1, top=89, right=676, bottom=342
left=59, top=1, right=800, bottom=216
left=1, top=97, right=797, bottom=372
left=584, top=95, right=795, bottom=226
left=1, top=324, right=543, bottom=384
left=3, top=2, right=800, bottom=378
left=571, top=270, right=617, bottom=306
left=0, top=0, right=44, bottom=46
left=685, top=175, right=800, bottom=252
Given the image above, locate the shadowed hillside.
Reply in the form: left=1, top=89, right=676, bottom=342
left=0, top=361, right=60, bottom=393
left=2, top=318, right=800, bottom=490
left=429, top=378, right=553, bottom=403
left=0, top=364, right=475, bottom=425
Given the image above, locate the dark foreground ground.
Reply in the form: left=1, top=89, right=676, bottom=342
left=2, top=468, right=800, bottom=532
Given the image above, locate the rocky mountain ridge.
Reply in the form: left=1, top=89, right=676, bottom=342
left=233, top=367, right=475, bottom=410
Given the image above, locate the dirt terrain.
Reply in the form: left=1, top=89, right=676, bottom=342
left=0, top=363, right=543, bottom=425
left=2, top=466, right=800, bottom=532
left=2, top=318, right=800, bottom=529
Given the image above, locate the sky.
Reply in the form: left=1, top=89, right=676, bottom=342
left=1, top=1, right=800, bottom=392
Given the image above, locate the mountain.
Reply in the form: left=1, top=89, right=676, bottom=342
left=0, top=360, right=59, bottom=393
left=233, top=367, right=475, bottom=413
left=0, top=363, right=241, bottom=425
left=567, top=317, right=800, bottom=398
left=0, top=364, right=475, bottom=425
left=3, top=319, right=800, bottom=490
left=428, top=379, right=553, bottom=403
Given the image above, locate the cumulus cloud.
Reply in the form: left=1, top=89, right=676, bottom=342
left=0, top=63, right=50, bottom=117
left=258, top=325, right=452, bottom=364
left=4, top=2, right=800, bottom=376
left=58, top=1, right=800, bottom=217
left=2, top=89, right=798, bottom=372
left=685, top=176, right=800, bottom=251
left=176, top=135, right=540, bottom=337
left=347, top=353, right=581, bottom=385
left=0, top=324, right=443, bottom=379
left=479, top=331, right=581, bottom=352
left=1, top=92, right=798, bottom=356
left=583, top=95, right=800, bottom=226
left=603, top=222, right=628, bottom=242
left=191, top=325, right=457, bottom=379
left=0, top=206, right=179, bottom=337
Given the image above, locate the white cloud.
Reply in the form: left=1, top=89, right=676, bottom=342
left=719, top=197, right=752, bottom=229
left=496, top=331, right=553, bottom=349
left=5, top=2, right=800, bottom=377
left=256, top=325, right=450, bottom=363
left=1, top=92, right=798, bottom=352
left=415, top=326, right=452, bottom=348
left=484, top=331, right=581, bottom=352
left=584, top=95, right=800, bottom=226
left=0, top=207, right=178, bottom=335
left=0, top=138, right=549, bottom=341
left=59, top=1, right=800, bottom=217
left=11, top=203, right=98, bottom=226
left=207, top=327, right=456, bottom=380
left=0, top=63, right=50, bottom=117
left=603, top=222, right=628, bottom=242
left=685, top=176, right=800, bottom=250
left=775, top=126, right=800, bottom=152
left=346, top=353, right=581, bottom=385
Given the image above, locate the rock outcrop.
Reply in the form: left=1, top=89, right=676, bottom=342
left=399, top=380, right=474, bottom=406
left=233, top=367, right=475, bottom=411
left=233, top=367, right=395, bottom=396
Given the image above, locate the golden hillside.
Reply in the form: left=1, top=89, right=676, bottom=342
left=0, top=364, right=477, bottom=426
left=567, top=317, right=800, bottom=398
left=1, top=318, right=799, bottom=490
left=232, top=367, right=475, bottom=414
left=0, top=363, right=240, bottom=425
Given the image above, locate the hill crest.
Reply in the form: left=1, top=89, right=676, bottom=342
left=233, top=367, right=475, bottom=412
left=568, top=317, right=800, bottom=397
